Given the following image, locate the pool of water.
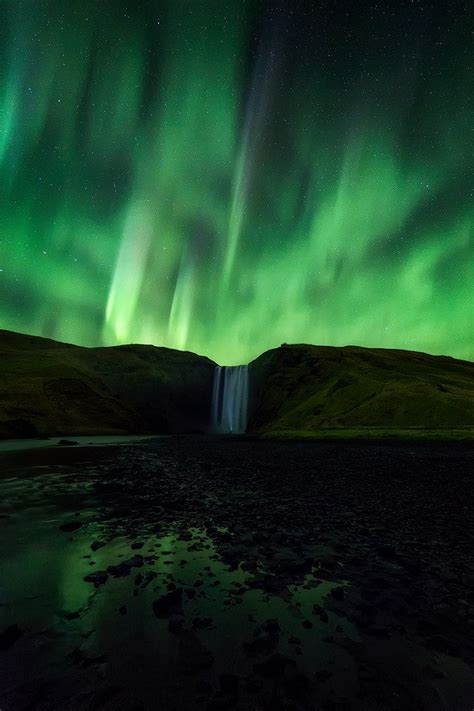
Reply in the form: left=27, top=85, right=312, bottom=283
left=2, top=439, right=473, bottom=710
left=0, top=434, right=160, bottom=454
left=0, top=452, right=356, bottom=709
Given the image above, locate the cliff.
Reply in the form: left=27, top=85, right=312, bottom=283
left=248, top=344, right=474, bottom=436
left=0, top=330, right=215, bottom=438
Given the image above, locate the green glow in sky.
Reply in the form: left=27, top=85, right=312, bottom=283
left=0, top=1, right=472, bottom=364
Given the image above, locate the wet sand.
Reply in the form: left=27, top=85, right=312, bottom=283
left=1, top=437, right=473, bottom=710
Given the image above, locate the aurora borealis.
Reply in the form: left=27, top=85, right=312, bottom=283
left=0, top=1, right=472, bottom=364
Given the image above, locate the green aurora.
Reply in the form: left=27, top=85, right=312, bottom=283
left=0, top=0, right=472, bottom=364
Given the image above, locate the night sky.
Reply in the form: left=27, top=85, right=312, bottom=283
left=0, top=0, right=472, bottom=364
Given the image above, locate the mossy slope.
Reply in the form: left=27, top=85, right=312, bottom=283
left=0, top=330, right=215, bottom=437
left=249, top=344, right=474, bottom=435
left=2, top=332, right=473, bottom=439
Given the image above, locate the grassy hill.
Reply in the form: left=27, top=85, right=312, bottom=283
left=0, top=330, right=215, bottom=438
left=248, top=344, right=474, bottom=438
left=1, top=331, right=472, bottom=439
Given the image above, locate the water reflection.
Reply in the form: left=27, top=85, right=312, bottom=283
left=0, top=461, right=356, bottom=709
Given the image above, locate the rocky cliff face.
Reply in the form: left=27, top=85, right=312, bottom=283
left=0, top=330, right=215, bottom=438
left=248, top=344, right=474, bottom=434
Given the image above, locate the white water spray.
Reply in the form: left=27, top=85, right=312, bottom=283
left=211, top=365, right=249, bottom=434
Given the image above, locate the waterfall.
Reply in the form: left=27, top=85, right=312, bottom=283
left=211, top=365, right=249, bottom=434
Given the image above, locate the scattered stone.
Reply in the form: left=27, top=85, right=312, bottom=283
left=59, top=521, right=83, bottom=533
left=219, top=674, right=240, bottom=695
left=245, top=676, right=263, bottom=693
left=177, top=631, right=214, bottom=674
left=68, top=647, right=106, bottom=667
left=312, top=604, right=329, bottom=622
left=288, top=635, right=301, bottom=645
left=315, top=669, right=333, bottom=682
left=0, top=624, right=23, bottom=650
left=196, top=679, right=212, bottom=694
left=261, top=619, right=280, bottom=635
left=254, top=653, right=296, bottom=679
left=168, top=614, right=185, bottom=634
left=193, top=616, right=214, bottom=629
left=64, top=610, right=81, bottom=620
left=107, top=555, right=144, bottom=578
left=377, top=544, right=399, bottom=561
left=5, top=435, right=474, bottom=709
left=244, top=632, right=279, bottom=657
left=83, top=571, right=108, bottom=587
left=152, top=588, right=183, bottom=618
left=330, top=586, right=345, bottom=600
left=139, top=571, right=157, bottom=588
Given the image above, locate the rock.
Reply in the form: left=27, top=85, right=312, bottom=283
left=261, top=618, right=280, bottom=635
left=365, top=624, right=391, bottom=638
left=426, top=634, right=456, bottom=655
left=57, top=439, right=78, bottom=446
left=330, top=586, right=345, bottom=600
left=422, top=664, right=447, bottom=680
left=0, top=624, right=23, bottom=650
left=64, top=610, right=81, bottom=620
left=152, top=588, right=183, bottom=618
left=60, top=521, right=83, bottom=532
left=312, top=604, right=328, bottom=622
left=288, top=635, right=301, bottom=645
left=206, top=695, right=236, bottom=710
left=462, top=571, right=474, bottom=588
left=196, top=679, right=212, bottom=694
left=138, top=571, right=157, bottom=588
left=245, top=676, right=264, bottom=693
left=68, top=647, right=106, bottom=667
left=244, top=633, right=278, bottom=657
left=285, top=670, right=310, bottom=700
left=192, top=616, right=214, bottom=629
left=1, top=418, right=38, bottom=438
left=253, top=653, right=296, bottom=679
left=358, top=665, right=377, bottom=681
left=377, top=544, right=399, bottom=561
left=315, top=669, right=333, bottom=682
left=219, top=674, right=240, bottom=695
left=274, top=549, right=313, bottom=574
left=168, top=614, right=185, bottom=634
left=106, top=555, right=144, bottom=578
left=177, top=631, right=214, bottom=674
left=90, top=540, right=106, bottom=552
left=83, top=571, right=108, bottom=587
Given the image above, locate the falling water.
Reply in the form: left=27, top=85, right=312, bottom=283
left=211, top=365, right=249, bottom=434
